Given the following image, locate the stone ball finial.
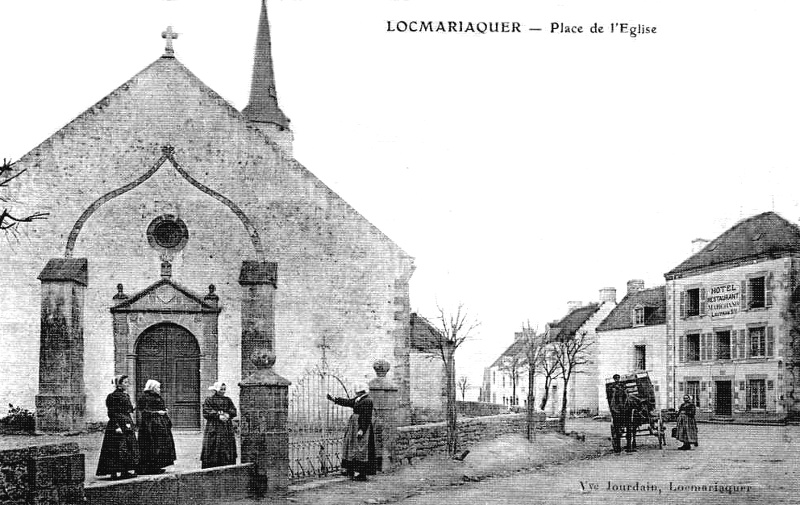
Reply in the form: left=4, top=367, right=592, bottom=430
left=208, top=284, right=216, bottom=295
left=117, top=284, right=124, bottom=294
left=251, top=349, right=276, bottom=370
left=373, top=359, right=391, bottom=377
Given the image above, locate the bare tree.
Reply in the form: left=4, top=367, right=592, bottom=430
left=457, top=376, right=469, bottom=401
left=498, top=352, right=524, bottom=407
left=538, top=346, right=561, bottom=411
left=551, top=329, right=594, bottom=433
left=428, top=303, right=480, bottom=456
left=519, top=321, right=549, bottom=440
left=1, top=158, right=48, bottom=242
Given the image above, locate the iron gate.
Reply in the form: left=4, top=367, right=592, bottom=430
left=288, top=369, right=351, bottom=481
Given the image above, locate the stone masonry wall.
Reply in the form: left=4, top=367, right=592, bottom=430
left=0, top=443, right=84, bottom=505
left=395, top=413, right=555, bottom=459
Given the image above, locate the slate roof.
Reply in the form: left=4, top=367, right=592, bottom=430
left=665, top=212, right=800, bottom=279
left=410, top=313, right=443, bottom=352
left=547, top=304, right=601, bottom=341
left=596, top=286, right=666, bottom=332
left=490, top=335, right=526, bottom=368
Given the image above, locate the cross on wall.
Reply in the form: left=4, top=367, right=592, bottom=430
left=162, top=26, right=178, bottom=56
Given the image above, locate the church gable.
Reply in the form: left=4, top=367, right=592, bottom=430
left=111, top=279, right=218, bottom=314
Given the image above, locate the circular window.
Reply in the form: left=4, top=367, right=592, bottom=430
left=147, top=215, right=188, bottom=253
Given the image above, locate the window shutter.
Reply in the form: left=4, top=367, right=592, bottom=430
left=767, top=326, right=774, bottom=357
left=745, top=381, right=751, bottom=411
left=679, top=335, right=685, bottom=363
left=738, top=329, right=746, bottom=358
left=700, top=334, right=706, bottom=361
left=711, top=332, right=717, bottom=360
left=707, top=333, right=714, bottom=361
left=744, top=329, right=750, bottom=359
left=766, top=272, right=774, bottom=307
left=699, top=288, right=706, bottom=316
left=680, top=290, right=686, bottom=319
left=741, top=279, right=748, bottom=310
left=731, top=331, right=738, bottom=359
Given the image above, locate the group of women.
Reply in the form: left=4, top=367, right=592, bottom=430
left=97, top=375, right=379, bottom=482
left=96, top=375, right=238, bottom=480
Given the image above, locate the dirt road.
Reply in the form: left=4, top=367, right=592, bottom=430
left=395, top=421, right=799, bottom=505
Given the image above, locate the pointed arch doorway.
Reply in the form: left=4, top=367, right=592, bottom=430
left=135, top=323, right=201, bottom=429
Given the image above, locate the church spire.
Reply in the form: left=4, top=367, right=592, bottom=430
left=242, top=0, right=290, bottom=130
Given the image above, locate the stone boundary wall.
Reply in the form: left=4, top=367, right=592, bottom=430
left=456, top=401, right=510, bottom=417
left=0, top=442, right=84, bottom=505
left=84, top=463, right=254, bottom=505
left=395, top=413, right=556, bottom=459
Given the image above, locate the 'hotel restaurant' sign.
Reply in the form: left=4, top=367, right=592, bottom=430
left=708, top=283, right=740, bottom=318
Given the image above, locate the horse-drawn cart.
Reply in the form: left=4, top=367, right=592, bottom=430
left=605, top=371, right=667, bottom=451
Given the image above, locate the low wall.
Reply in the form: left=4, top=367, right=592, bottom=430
left=456, top=401, right=510, bottom=417
left=84, top=463, right=255, bottom=505
left=395, top=413, right=556, bottom=459
left=0, top=442, right=84, bottom=505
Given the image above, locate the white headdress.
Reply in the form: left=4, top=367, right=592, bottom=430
left=144, top=379, right=160, bottom=392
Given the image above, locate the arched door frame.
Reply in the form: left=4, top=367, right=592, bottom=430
left=134, top=322, right=201, bottom=428
left=110, top=279, right=221, bottom=430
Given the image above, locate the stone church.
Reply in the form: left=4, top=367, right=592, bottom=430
left=1, top=1, right=422, bottom=431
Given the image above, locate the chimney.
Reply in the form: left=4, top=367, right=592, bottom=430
left=627, top=279, right=645, bottom=295
left=567, top=301, right=582, bottom=313
left=691, top=238, right=710, bottom=254
left=599, top=287, right=617, bottom=304
left=514, top=331, right=523, bottom=341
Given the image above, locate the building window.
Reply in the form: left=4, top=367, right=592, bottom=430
left=686, top=334, right=700, bottom=362
left=747, top=379, right=766, bottom=410
left=492, top=393, right=496, bottom=403
left=686, top=288, right=701, bottom=317
left=493, top=371, right=496, bottom=384
left=686, top=381, right=700, bottom=407
left=749, top=327, right=766, bottom=357
left=502, top=376, right=505, bottom=387
left=749, top=277, right=766, bottom=309
left=147, top=214, right=189, bottom=253
left=634, top=307, right=645, bottom=326
left=634, top=345, right=646, bottom=370
left=716, top=330, right=731, bottom=360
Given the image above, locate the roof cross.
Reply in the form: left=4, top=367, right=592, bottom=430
left=162, top=26, right=178, bottom=56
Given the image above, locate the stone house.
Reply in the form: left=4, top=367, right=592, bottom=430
left=595, top=281, right=667, bottom=415
left=0, top=1, right=424, bottom=430
left=407, top=312, right=448, bottom=422
left=664, top=211, right=800, bottom=420
left=483, top=288, right=617, bottom=416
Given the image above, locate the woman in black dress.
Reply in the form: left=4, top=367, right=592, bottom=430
left=675, top=394, right=699, bottom=450
left=201, top=381, right=238, bottom=468
left=326, top=382, right=376, bottom=481
left=136, top=379, right=177, bottom=474
left=96, top=375, right=140, bottom=479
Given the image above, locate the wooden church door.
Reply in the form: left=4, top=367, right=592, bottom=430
left=136, top=323, right=201, bottom=429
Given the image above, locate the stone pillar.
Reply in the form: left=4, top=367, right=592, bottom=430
left=111, top=284, right=133, bottom=379
left=239, top=350, right=290, bottom=494
left=368, top=359, right=399, bottom=471
left=36, top=258, right=88, bottom=433
left=239, top=261, right=277, bottom=379
left=201, top=284, right=220, bottom=398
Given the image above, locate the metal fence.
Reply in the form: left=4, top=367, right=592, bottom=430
left=288, top=369, right=351, bottom=481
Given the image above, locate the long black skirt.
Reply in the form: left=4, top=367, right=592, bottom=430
left=96, top=427, right=140, bottom=476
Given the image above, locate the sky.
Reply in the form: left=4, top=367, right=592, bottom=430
left=2, top=1, right=800, bottom=399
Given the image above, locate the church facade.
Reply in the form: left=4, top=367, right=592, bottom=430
left=1, top=1, right=418, bottom=430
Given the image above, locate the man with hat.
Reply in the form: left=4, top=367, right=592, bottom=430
left=608, top=374, right=628, bottom=453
